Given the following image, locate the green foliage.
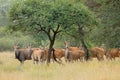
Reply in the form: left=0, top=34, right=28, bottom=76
left=0, top=27, right=37, bottom=51
left=0, top=35, right=37, bottom=51
left=95, top=0, right=120, bottom=48
left=0, top=0, right=19, bottom=26
left=84, top=0, right=120, bottom=48
left=2, top=0, right=119, bottom=50
left=8, top=0, right=98, bottom=48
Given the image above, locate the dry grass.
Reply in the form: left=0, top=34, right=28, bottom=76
left=0, top=51, right=120, bottom=80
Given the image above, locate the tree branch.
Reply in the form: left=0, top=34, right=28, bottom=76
left=36, top=23, right=52, bottom=41
left=51, top=24, right=61, bottom=34
left=47, top=28, right=52, bottom=41
left=55, top=24, right=60, bottom=32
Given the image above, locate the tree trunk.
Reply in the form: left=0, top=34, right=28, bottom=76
left=47, top=40, right=60, bottom=64
left=80, top=38, right=89, bottom=61
left=78, top=26, right=89, bottom=61
left=47, top=43, right=53, bottom=63
left=47, top=40, right=54, bottom=63
left=46, top=26, right=61, bottom=64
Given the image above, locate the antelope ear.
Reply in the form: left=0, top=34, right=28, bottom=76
left=64, top=41, right=66, bottom=44
left=13, top=45, right=20, bottom=49
left=64, top=41, right=68, bottom=44
left=64, top=42, right=66, bottom=44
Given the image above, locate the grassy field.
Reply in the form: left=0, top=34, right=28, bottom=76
left=0, top=52, right=120, bottom=80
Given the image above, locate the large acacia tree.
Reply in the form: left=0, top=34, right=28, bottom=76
left=8, top=0, right=97, bottom=63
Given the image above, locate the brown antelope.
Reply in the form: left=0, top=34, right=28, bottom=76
left=89, top=47, right=105, bottom=61
left=32, top=47, right=45, bottom=64
left=105, top=48, right=120, bottom=60
left=64, top=41, right=85, bottom=62
left=42, top=48, right=65, bottom=63
left=52, top=48, right=65, bottom=62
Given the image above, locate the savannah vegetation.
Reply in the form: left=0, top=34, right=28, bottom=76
left=0, top=0, right=119, bottom=62
left=0, top=52, right=120, bottom=80
left=0, top=0, right=119, bottom=49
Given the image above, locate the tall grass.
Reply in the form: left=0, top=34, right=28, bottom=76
left=0, top=51, right=120, bottom=80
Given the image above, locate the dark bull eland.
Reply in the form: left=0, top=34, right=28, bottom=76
left=14, top=45, right=33, bottom=64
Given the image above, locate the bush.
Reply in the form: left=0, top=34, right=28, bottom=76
left=0, top=35, right=37, bottom=51
left=0, top=27, right=37, bottom=51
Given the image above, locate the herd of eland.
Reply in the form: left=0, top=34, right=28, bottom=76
left=13, top=42, right=120, bottom=65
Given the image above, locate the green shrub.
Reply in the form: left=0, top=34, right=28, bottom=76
left=0, top=35, right=37, bottom=51
left=0, top=27, right=37, bottom=51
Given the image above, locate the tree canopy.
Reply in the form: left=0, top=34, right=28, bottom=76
left=8, top=0, right=97, bottom=42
